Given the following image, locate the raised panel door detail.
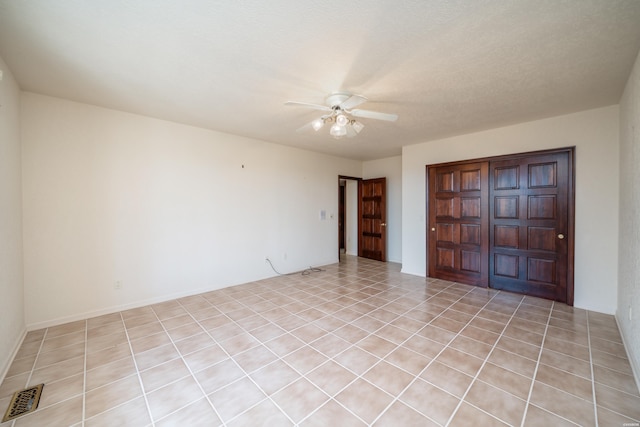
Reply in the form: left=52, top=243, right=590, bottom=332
left=461, top=197, right=481, bottom=218
left=494, top=196, right=519, bottom=219
left=494, top=254, right=519, bottom=278
left=528, top=195, right=556, bottom=219
left=489, top=150, right=571, bottom=304
left=528, top=227, right=556, bottom=252
left=428, top=161, right=489, bottom=287
left=527, top=258, right=555, bottom=284
left=436, top=223, right=455, bottom=243
left=461, top=250, right=481, bottom=273
left=437, top=248, right=455, bottom=269
left=436, top=197, right=455, bottom=218
left=437, top=172, right=455, bottom=192
left=460, top=224, right=481, bottom=245
left=461, top=170, right=481, bottom=191
left=494, top=225, right=519, bottom=248
left=431, top=150, right=573, bottom=304
left=359, top=178, right=386, bottom=262
left=494, top=166, right=519, bottom=190
left=529, top=162, right=556, bottom=188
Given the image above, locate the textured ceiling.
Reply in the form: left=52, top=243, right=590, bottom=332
left=1, top=0, right=640, bottom=160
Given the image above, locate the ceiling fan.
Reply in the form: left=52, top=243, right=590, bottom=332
left=285, top=92, right=398, bottom=139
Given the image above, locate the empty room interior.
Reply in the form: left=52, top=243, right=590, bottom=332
left=1, top=1, right=640, bottom=426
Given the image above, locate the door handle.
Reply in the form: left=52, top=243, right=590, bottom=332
left=381, top=223, right=387, bottom=227
left=558, top=234, right=565, bottom=239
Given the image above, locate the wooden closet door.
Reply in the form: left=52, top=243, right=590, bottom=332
left=489, top=151, right=571, bottom=302
left=428, top=162, right=489, bottom=286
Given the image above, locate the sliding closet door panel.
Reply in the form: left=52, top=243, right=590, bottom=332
left=489, top=152, right=570, bottom=302
left=428, top=162, right=489, bottom=287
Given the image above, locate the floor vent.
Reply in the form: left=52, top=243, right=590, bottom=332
left=2, top=384, right=44, bottom=422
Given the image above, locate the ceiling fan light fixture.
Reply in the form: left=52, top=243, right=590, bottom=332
left=311, top=118, right=324, bottom=131
left=336, top=113, right=349, bottom=126
left=286, top=92, right=397, bottom=138
left=330, top=123, right=346, bottom=138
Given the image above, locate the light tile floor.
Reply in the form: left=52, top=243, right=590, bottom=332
left=1, top=256, right=639, bottom=426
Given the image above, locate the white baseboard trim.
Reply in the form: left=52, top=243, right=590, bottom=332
left=615, top=312, right=640, bottom=395
left=400, top=267, right=426, bottom=277
left=0, top=327, right=27, bottom=385
left=25, top=283, right=227, bottom=331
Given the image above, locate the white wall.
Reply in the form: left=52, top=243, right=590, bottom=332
left=402, top=106, right=620, bottom=314
left=21, top=93, right=362, bottom=328
left=363, top=156, right=402, bottom=263
left=345, top=180, right=358, bottom=256
left=0, top=57, right=25, bottom=378
left=618, top=49, right=640, bottom=388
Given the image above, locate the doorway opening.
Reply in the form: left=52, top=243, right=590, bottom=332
left=338, top=175, right=388, bottom=262
left=339, top=176, right=360, bottom=261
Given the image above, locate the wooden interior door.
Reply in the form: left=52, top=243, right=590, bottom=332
left=428, top=162, right=489, bottom=286
left=358, top=178, right=386, bottom=261
left=489, top=151, right=571, bottom=303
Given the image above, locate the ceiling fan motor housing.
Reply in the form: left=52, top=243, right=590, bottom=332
left=325, top=92, right=352, bottom=108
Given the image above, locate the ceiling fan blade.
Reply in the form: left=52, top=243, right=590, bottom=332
left=339, top=94, right=368, bottom=110
left=285, top=101, right=332, bottom=112
left=296, top=121, right=315, bottom=133
left=350, top=109, right=398, bottom=122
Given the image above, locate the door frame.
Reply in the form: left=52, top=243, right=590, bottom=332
left=426, top=147, right=575, bottom=305
left=338, top=175, right=361, bottom=261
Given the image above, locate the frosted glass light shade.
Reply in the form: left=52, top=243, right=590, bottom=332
left=330, top=123, right=346, bottom=137
left=312, top=118, right=324, bottom=131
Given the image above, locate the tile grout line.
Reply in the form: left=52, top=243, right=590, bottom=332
left=171, top=298, right=298, bottom=427
left=206, top=269, right=414, bottom=425
left=368, top=284, right=504, bottom=426
left=519, top=300, right=554, bottom=427
left=11, top=328, right=49, bottom=427
left=204, top=288, right=347, bottom=424
left=9, top=259, right=639, bottom=425
left=444, top=292, right=530, bottom=427
left=291, top=280, right=448, bottom=425
left=82, top=320, right=87, bottom=427
left=218, top=270, right=441, bottom=426
left=24, top=328, right=48, bottom=389
left=148, top=304, right=232, bottom=427
left=315, top=281, right=489, bottom=422
left=12, top=328, right=49, bottom=427
left=586, top=311, right=599, bottom=427
left=118, top=312, right=156, bottom=427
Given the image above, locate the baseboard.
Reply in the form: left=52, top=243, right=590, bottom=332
left=0, top=327, right=27, bottom=385
left=26, top=282, right=228, bottom=331
left=25, top=257, right=342, bottom=331
left=615, top=312, right=640, bottom=394
left=400, top=267, right=426, bottom=277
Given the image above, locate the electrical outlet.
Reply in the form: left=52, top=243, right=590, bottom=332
left=630, top=305, right=633, bottom=322
left=114, top=281, right=122, bottom=290
left=283, top=252, right=287, bottom=260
